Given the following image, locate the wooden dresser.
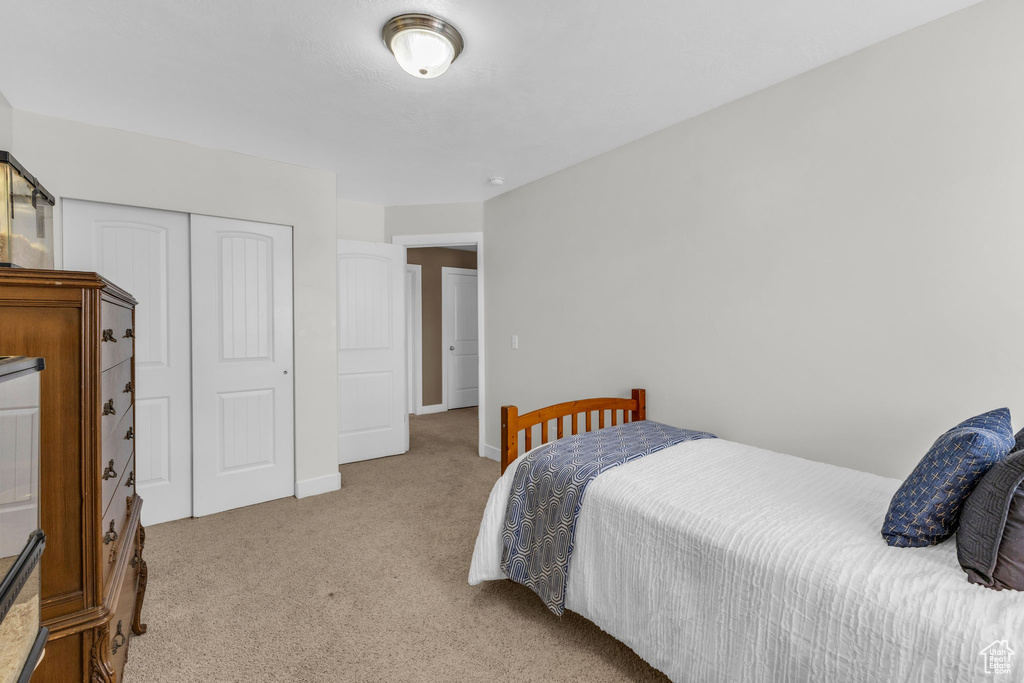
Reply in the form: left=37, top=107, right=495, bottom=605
left=0, top=269, right=148, bottom=682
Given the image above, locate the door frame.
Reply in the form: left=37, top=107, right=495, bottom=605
left=440, top=266, right=478, bottom=413
left=405, top=263, right=424, bottom=415
left=391, top=232, right=486, bottom=459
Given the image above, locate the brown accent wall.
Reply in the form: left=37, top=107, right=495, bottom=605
left=407, top=247, right=477, bottom=407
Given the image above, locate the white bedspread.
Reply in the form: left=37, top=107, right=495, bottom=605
left=469, top=438, right=1024, bottom=682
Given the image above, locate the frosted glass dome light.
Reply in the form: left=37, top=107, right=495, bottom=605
left=391, top=29, right=454, bottom=78
left=382, top=14, right=464, bottom=79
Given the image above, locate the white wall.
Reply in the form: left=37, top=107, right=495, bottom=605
left=385, top=202, right=483, bottom=240
left=484, top=0, right=1024, bottom=480
left=338, top=198, right=385, bottom=242
left=12, top=111, right=341, bottom=492
left=0, top=92, right=12, bottom=151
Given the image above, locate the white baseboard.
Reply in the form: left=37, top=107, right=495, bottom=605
left=417, top=403, right=447, bottom=415
left=482, top=444, right=500, bottom=461
left=295, top=472, right=341, bottom=499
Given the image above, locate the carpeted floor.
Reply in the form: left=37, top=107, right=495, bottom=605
left=124, top=407, right=669, bottom=682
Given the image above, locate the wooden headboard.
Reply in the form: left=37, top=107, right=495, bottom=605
left=500, top=389, right=646, bottom=473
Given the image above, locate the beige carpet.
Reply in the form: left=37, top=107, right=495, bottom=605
left=125, top=407, right=669, bottom=682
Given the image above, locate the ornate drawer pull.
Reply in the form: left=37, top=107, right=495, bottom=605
left=103, top=519, right=118, bottom=545
left=124, top=328, right=135, bottom=339
left=124, top=381, right=133, bottom=394
left=111, top=621, right=126, bottom=654
left=102, top=459, right=117, bottom=480
left=125, top=471, right=135, bottom=487
left=131, top=549, right=141, bottom=569
left=102, top=329, right=117, bottom=342
left=103, top=399, right=116, bottom=416
left=125, top=426, right=134, bottom=440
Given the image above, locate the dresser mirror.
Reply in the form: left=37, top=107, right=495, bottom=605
left=0, top=356, right=47, bottom=683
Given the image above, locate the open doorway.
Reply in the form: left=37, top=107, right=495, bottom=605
left=393, top=233, right=485, bottom=460
left=405, top=246, right=478, bottom=413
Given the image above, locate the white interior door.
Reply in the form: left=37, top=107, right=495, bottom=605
left=442, top=267, right=479, bottom=410
left=190, top=215, right=294, bottom=517
left=63, top=200, right=193, bottom=525
left=337, top=240, right=408, bottom=463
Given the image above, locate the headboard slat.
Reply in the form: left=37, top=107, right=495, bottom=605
left=500, top=389, right=646, bottom=473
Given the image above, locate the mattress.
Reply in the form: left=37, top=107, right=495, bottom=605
left=469, top=438, right=1024, bottom=682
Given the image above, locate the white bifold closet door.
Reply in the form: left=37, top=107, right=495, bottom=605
left=190, top=216, right=295, bottom=517
left=337, top=240, right=408, bottom=463
left=63, top=200, right=193, bottom=525
left=64, top=202, right=296, bottom=522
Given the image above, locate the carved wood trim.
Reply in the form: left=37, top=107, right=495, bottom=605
left=89, top=622, right=115, bottom=683
left=132, top=525, right=148, bottom=636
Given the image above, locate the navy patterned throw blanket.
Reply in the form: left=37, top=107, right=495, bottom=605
left=500, top=420, right=716, bottom=614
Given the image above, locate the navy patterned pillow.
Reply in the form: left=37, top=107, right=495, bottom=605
left=881, top=408, right=1014, bottom=548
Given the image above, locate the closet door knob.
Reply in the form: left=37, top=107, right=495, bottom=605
left=102, top=459, right=117, bottom=480
left=102, top=329, right=117, bottom=342
left=103, top=399, right=116, bottom=416
left=450, top=346, right=455, bottom=351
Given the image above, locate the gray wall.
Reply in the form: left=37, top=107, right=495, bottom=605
left=483, top=0, right=1024, bottom=479
left=13, top=110, right=342, bottom=490
left=338, top=198, right=385, bottom=243
left=385, top=202, right=483, bottom=241
left=0, top=91, right=12, bottom=151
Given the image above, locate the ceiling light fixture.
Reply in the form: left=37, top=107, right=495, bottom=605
left=382, top=13, right=464, bottom=79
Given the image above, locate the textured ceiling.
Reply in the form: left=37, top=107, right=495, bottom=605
left=0, top=0, right=983, bottom=206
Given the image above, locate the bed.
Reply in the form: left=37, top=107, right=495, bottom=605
left=470, top=390, right=1024, bottom=683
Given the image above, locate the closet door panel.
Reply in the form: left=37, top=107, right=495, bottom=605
left=190, top=215, right=295, bottom=517
left=63, top=200, right=194, bottom=524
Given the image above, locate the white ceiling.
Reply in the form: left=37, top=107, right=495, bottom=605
left=0, top=0, right=983, bottom=207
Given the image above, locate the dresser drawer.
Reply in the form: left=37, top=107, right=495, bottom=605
left=101, top=483, right=134, bottom=588
left=101, top=406, right=135, bottom=513
left=100, top=300, right=134, bottom=371
left=106, top=614, right=133, bottom=681
left=100, top=359, right=133, bottom=443
left=107, top=551, right=140, bottom=678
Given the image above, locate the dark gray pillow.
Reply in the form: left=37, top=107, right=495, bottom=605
left=957, top=450, right=1024, bottom=590
left=1015, top=427, right=1024, bottom=454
